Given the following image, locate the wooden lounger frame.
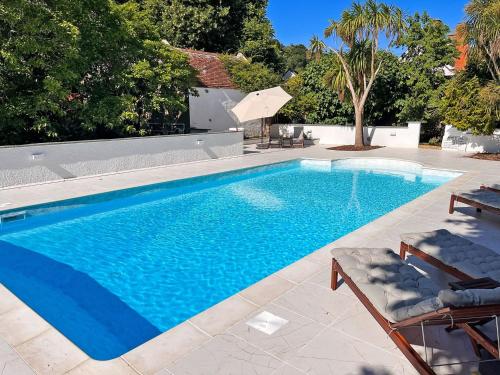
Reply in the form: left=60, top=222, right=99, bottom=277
left=399, top=242, right=475, bottom=282
left=449, top=185, right=500, bottom=215
left=331, top=259, right=500, bottom=375
left=481, top=185, right=500, bottom=194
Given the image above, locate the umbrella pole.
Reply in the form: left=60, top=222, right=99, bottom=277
left=260, top=118, right=264, bottom=145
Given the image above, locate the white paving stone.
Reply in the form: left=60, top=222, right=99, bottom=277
left=1, top=145, right=499, bottom=374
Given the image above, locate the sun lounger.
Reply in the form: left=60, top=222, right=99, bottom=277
left=331, top=247, right=500, bottom=375
left=400, top=229, right=500, bottom=282
left=292, top=130, right=305, bottom=148
left=268, top=136, right=282, bottom=148
left=449, top=187, right=500, bottom=215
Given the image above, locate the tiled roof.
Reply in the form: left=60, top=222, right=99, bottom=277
left=449, top=33, right=468, bottom=71
left=180, top=48, right=236, bottom=89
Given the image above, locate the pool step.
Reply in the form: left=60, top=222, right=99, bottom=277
left=0, top=211, right=27, bottom=223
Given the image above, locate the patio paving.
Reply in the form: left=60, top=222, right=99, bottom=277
left=0, top=144, right=499, bottom=374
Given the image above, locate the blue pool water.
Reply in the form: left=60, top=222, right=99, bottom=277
left=0, top=159, right=459, bottom=359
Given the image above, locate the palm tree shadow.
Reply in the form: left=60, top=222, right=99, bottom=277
left=0, top=240, right=161, bottom=360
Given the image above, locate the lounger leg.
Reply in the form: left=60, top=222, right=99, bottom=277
left=400, top=242, right=407, bottom=260
left=459, top=323, right=499, bottom=359
left=449, top=194, right=456, bottom=214
left=331, top=261, right=338, bottom=290
left=390, top=330, right=436, bottom=375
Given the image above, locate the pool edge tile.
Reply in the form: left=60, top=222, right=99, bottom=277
left=275, top=258, right=324, bottom=284
left=239, top=275, right=295, bottom=306
left=66, top=357, right=139, bottom=374
left=189, top=295, right=258, bottom=336
left=14, top=328, right=88, bottom=375
left=122, top=321, right=210, bottom=375
left=0, top=305, right=51, bottom=347
left=0, top=285, right=24, bottom=315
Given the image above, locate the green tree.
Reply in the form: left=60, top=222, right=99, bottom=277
left=282, top=44, right=308, bottom=72
left=281, top=50, right=406, bottom=126
left=142, top=0, right=284, bottom=72
left=220, top=55, right=281, bottom=93
left=280, top=75, right=318, bottom=123
left=457, top=0, right=499, bottom=83
left=307, top=36, right=327, bottom=62
left=324, top=0, right=405, bottom=146
left=142, top=0, right=244, bottom=53
left=120, top=41, right=197, bottom=135
left=0, top=0, right=197, bottom=145
left=0, top=0, right=80, bottom=144
left=395, top=12, right=458, bottom=131
left=440, top=73, right=499, bottom=134
left=239, top=1, right=284, bottom=72
left=280, top=54, right=353, bottom=124
left=439, top=0, right=499, bottom=136
left=364, top=51, right=407, bottom=126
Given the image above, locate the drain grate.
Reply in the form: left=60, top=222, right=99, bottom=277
left=246, top=311, right=289, bottom=335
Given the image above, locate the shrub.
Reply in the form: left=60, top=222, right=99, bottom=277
left=440, top=74, right=499, bottom=135
left=220, top=55, right=281, bottom=93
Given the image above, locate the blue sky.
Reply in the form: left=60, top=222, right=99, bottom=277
left=268, top=0, right=469, bottom=47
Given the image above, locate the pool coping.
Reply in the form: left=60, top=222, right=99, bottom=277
left=0, top=153, right=478, bottom=374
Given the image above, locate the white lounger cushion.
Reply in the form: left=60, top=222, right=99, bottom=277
left=458, top=189, right=500, bottom=209
left=332, top=248, right=500, bottom=322
left=400, top=229, right=500, bottom=281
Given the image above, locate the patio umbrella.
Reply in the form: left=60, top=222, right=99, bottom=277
left=231, top=86, right=292, bottom=146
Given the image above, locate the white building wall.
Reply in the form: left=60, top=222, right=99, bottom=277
left=441, top=125, right=500, bottom=153
left=272, top=122, right=421, bottom=148
left=189, top=87, right=260, bottom=137
left=0, top=132, right=243, bottom=188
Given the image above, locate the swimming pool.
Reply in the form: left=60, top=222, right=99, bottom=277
left=0, top=158, right=460, bottom=359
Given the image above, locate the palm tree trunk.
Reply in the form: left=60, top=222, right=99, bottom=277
left=354, top=106, right=365, bottom=147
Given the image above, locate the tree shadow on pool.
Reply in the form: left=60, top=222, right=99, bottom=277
left=0, top=240, right=161, bottom=360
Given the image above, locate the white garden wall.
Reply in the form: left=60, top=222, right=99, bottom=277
left=0, top=132, right=243, bottom=188
left=272, top=122, right=421, bottom=148
left=441, top=125, right=500, bottom=153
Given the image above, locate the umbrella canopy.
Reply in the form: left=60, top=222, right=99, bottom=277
left=230, top=86, right=292, bottom=123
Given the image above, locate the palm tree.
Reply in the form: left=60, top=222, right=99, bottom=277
left=307, top=35, right=326, bottom=62
left=324, top=0, right=405, bottom=147
left=457, top=0, right=499, bottom=83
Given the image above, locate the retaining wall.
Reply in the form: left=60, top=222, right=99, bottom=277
left=0, top=132, right=243, bottom=188
left=271, top=122, right=421, bottom=148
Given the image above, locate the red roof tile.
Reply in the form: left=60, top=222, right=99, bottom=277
left=449, top=33, right=468, bottom=71
left=180, top=48, right=236, bottom=89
